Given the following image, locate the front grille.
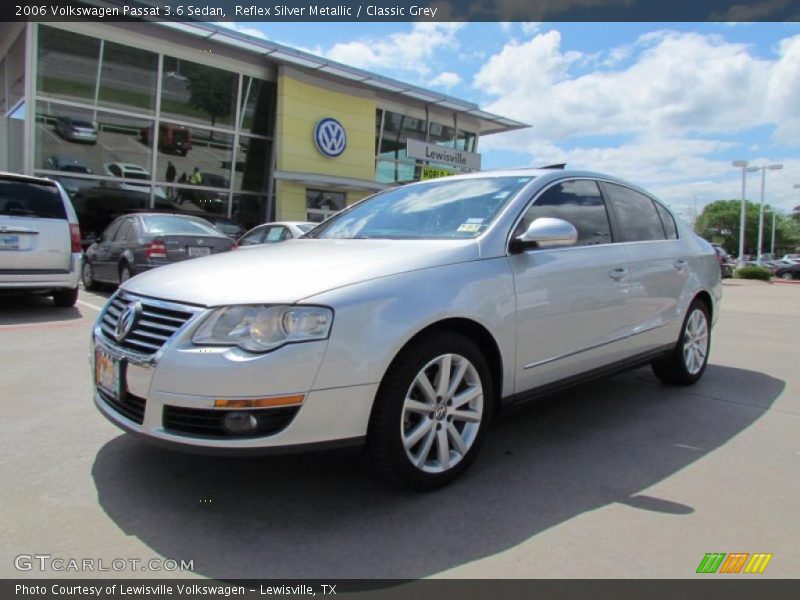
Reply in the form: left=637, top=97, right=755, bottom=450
left=163, top=406, right=300, bottom=438
left=99, top=292, right=198, bottom=356
left=99, top=388, right=146, bottom=425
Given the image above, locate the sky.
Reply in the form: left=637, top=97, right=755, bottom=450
left=219, top=20, right=800, bottom=221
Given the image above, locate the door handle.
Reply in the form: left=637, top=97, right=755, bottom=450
left=608, top=267, right=628, bottom=281
left=674, top=259, right=688, bottom=271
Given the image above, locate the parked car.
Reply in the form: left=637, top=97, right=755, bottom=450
left=54, top=116, right=97, bottom=144
left=237, top=221, right=316, bottom=246
left=82, top=213, right=236, bottom=289
left=44, top=155, right=95, bottom=196
left=774, top=262, right=800, bottom=280
left=781, top=254, right=800, bottom=264
left=103, top=163, right=166, bottom=199
left=710, top=243, right=733, bottom=278
left=91, top=169, right=721, bottom=489
left=0, top=171, right=82, bottom=306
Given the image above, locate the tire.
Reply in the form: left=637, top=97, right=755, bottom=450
left=652, top=300, right=711, bottom=385
left=368, top=331, right=493, bottom=490
left=82, top=261, right=98, bottom=291
left=119, top=265, right=133, bottom=285
left=52, top=287, right=78, bottom=308
left=780, top=272, right=794, bottom=280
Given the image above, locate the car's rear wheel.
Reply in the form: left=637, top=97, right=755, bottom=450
left=369, top=332, right=492, bottom=490
left=82, top=261, right=98, bottom=291
left=780, top=272, right=794, bottom=280
left=652, top=300, right=710, bottom=385
left=52, top=287, right=78, bottom=308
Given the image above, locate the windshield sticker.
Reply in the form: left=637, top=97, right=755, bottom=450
left=457, top=223, right=481, bottom=233
left=465, top=218, right=484, bottom=224
left=493, top=191, right=511, bottom=200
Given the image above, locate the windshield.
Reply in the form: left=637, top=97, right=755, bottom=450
left=142, top=215, right=222, bottom=236
left=297, top=224, right=315, bottom=233
left=306, top=176, right=533, bottom=240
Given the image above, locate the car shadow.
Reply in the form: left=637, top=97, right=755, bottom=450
left=91, top=364, right=782, bottom=579
left=0, top=293, right=84, bottom=324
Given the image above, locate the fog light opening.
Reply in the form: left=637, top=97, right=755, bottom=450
left=222, top=411, right=258, bottom=435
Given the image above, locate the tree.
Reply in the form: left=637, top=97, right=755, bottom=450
left=694, top=199, right=800, bottom=257
left=185, top=69, right=234, bottom=134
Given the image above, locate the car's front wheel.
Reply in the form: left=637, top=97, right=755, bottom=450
left=780, top=271, right=794, bottom=280
left=369, top=332, right=492, bottom=490
left=652, top=300, right=711, bottom=385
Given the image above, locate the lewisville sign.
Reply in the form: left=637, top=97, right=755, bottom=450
left=406, top=139, right=481, bottom=171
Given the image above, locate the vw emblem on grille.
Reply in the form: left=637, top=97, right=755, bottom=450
left=314, top=117, right=347, bottom=158
left=114, top=301, right=142, bottom=342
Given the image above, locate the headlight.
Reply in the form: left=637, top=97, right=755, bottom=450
left=193, top=305, right=333, bottom=353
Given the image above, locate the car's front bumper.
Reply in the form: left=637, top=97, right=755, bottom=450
left=91, top=305, right=377, bottom=452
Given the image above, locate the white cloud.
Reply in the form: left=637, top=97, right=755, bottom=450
left=475, top=29, right=800, bottom=211
left=213, top=21, right=267, bottom=40
left=325, top=23, right=464, bottom=77
left=428, top=71, right=462, bottom=89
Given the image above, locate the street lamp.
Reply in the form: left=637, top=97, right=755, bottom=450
left=765, top=208, right=778, bottom=257
left=732, top=160, right=752, bottom=266
left=753, top=163, right=783, bottom=264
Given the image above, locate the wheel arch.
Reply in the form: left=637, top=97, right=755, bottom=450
left=692, top=289, right=714, bottom=323
left=377, top=317, right=504, bottom=415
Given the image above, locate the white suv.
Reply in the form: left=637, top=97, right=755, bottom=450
left=0, top=172, right=82, bottom=307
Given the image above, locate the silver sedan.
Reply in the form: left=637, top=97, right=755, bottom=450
left=91, top=169, right=721, bottom=489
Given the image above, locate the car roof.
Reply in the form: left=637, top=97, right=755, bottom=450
left=0, top=171, right=57, bottom=186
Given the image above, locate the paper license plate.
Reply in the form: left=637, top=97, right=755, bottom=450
left=95, top=348, right=121, bottom=399
left=0, top=235, right=20, bottom=250
left=188, top=246, right=211, bottom=257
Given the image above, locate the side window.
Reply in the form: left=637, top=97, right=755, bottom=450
left=113, top=218, right=134, bottom=242
left=239, top=227, right=265, bottom=246
left=107, top=164, right=122, bottom=178
left=603, top=183, right=666, bottom=242
left=101, top=219, right=123, bottom=242
left=654, top=202, right=678, bottom=240
left=514, top=179, right=611, bottom=246
left=264, top=226, right=285, bottom=243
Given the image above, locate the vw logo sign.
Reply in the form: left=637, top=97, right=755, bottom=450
left=114, top=301, right=142, bottom=342
left=314, top=117, right=347, bottom=158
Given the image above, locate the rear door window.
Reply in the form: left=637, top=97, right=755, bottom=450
left=514, top=179, right=612, bottom=246
left=603, top=183, right=666, bottom=242
left=654, top=202, right=678, bottom=240
left=114, top=218, right=136, bottom=242
left=0, top=180, right=67, bottom=220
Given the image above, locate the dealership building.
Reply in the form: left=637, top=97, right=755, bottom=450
left=0, top=21, right=526, bottom=233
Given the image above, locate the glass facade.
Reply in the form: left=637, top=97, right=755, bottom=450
left=32, top=25, right=276, bottom=239
left=375, top=108, right=479, bottom=184
left=306, top=189, right=345, bottom=223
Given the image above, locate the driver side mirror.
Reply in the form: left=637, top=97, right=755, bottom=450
left=510, top=217, right=578, bottom=253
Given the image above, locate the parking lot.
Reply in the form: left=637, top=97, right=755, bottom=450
left=0, top=280, right=797, bottom=579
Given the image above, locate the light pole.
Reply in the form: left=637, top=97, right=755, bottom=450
left=754, top=163, right=783, bottom=264
left=732, top=160, right=752, bottom=266
left=765, top=208, right=777, bottom=257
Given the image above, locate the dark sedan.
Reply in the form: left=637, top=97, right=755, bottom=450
left=82, top=213, right=236, bottom=289
left=774, top=262, right=800, bottom=280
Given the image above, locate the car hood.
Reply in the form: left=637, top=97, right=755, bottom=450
left=121, top=238, right=480, bottom=306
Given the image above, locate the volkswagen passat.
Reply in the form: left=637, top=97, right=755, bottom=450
left=91, top=169, right=721, bottom=489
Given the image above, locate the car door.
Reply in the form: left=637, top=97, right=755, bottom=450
left=89, top=218, right=123, bottom=281
left=509, top=179, right=633, bottom=392
left=107, top=217, right=135, bottom=282
left=600, top=182, right=691, bottom=353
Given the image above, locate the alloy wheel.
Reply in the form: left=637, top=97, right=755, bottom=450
left=682, top=309, right=709, bottom=376
left=400, top=353, right=483, bottom=473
